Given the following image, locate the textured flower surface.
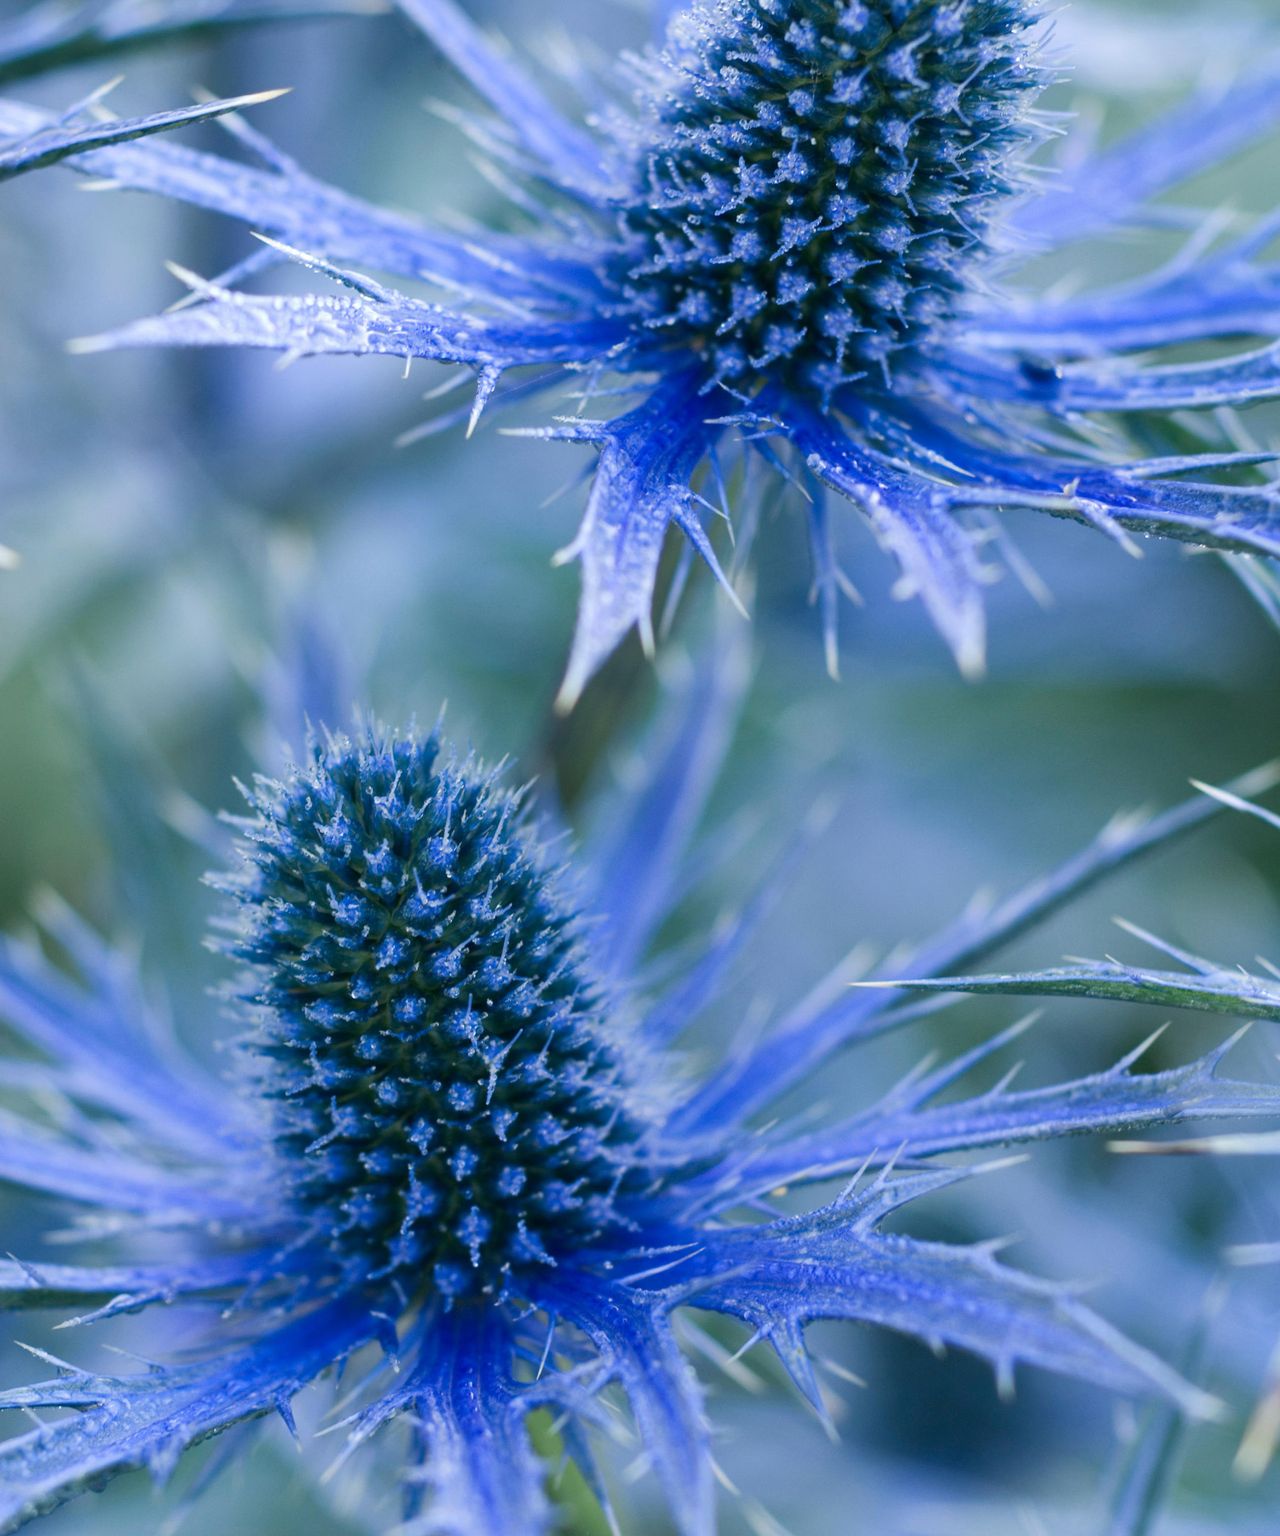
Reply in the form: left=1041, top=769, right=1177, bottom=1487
left=4, top=0, right=1280, bottom=701
left=3, top=660, right=1280, bottom=1535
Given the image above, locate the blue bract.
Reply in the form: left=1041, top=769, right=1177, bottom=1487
left=4, top=0, right=1280, bottom=700
left=3, top=666, right=1280, bottom=1535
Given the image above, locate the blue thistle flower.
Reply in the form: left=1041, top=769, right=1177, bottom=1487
left=614, top=0, right=1042, bottom=395
left=4, top=667, right=1280, bottom=1534
left=222, top=733, right=666, bottom=1301
left=4, top=1, right=1280, bottom=700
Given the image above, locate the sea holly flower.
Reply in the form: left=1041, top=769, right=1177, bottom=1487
left=3, top=667, right=1280, bottom=1535
left=4, top=1, right=1280, bottom=701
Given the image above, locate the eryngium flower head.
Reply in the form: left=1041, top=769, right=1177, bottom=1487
left=6, top=0, right=1280, bottom=700
left=4, top=674, right=1280, bottom=1534
left=224, top=732, right=657, bottom=1298
left=615, top=0, right=1042, bottom=391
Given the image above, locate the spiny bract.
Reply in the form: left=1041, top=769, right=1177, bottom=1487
left=616, top=0, right=1043, bottom=392
left=6, top=0, right=1280, bottom=702
left=224, top=732, right=654, bottom=1300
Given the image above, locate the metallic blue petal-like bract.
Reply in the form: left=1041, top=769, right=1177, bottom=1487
left=3, top=651, right=1280, bottom=1534
left=3, top=0, right=1279, bottom=699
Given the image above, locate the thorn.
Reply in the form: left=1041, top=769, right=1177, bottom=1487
left=956, top=634, right=988, bottom=683
left=215, top=87, right=294, bottom=111
left=88, top=75, right=126, bottom=105
left=1205, top=1021, right=1256, bottom=1065
left=638, top=609, right=657, bottom=662
left=14, top=1341, right=81, bottom=1373
left=972, top=1153, right=1031, bottom=1179
left=1228, top=1241, right=1280, bottom=1267
left=1191, top=778, right=1280, bottom=833
left=275, top=1395, right=300, bottom=1443
left=817, top=1355, right=868, bottom=1390
left=1235, top=1336, right=1280, bottom=1482
left=163, top=258, right=210, bottom=290
left=824, top=628, right=840, bottom=682
left=1115, top=1021, right=1171, bottom=1072
left=710, top=1457, right=740, bottom=1496
left=550, top=528, right=587, bottom=568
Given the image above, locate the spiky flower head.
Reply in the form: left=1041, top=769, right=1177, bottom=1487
left=9, top=0, right=1280, bottom=700
left=617, top=0, right=1044, bottom=393
left=3, top=677, right=1280, bottom=1534
left=223, top=730, right=654, bottom=1301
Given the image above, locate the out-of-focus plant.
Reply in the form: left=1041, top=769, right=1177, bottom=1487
left=890, top=776, right=1280, bottom=1500
left=0, top=0, right=384, bottom=85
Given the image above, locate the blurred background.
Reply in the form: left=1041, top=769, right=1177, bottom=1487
left=2, top=1, right=1280, bottom=1531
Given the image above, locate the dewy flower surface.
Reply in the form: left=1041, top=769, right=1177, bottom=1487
left=4, top=0, right=1280, bottom=700
left=3, top=662, right=1280, bottom=1535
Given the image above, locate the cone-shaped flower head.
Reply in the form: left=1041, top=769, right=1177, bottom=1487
left=8, top=0, right=1280, bottom=699
left=615, top=1, right=1042, bottom=392
left=226, top=733, right=654, bottom=1300
left=4, top=687, right=1280, bottom=1534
